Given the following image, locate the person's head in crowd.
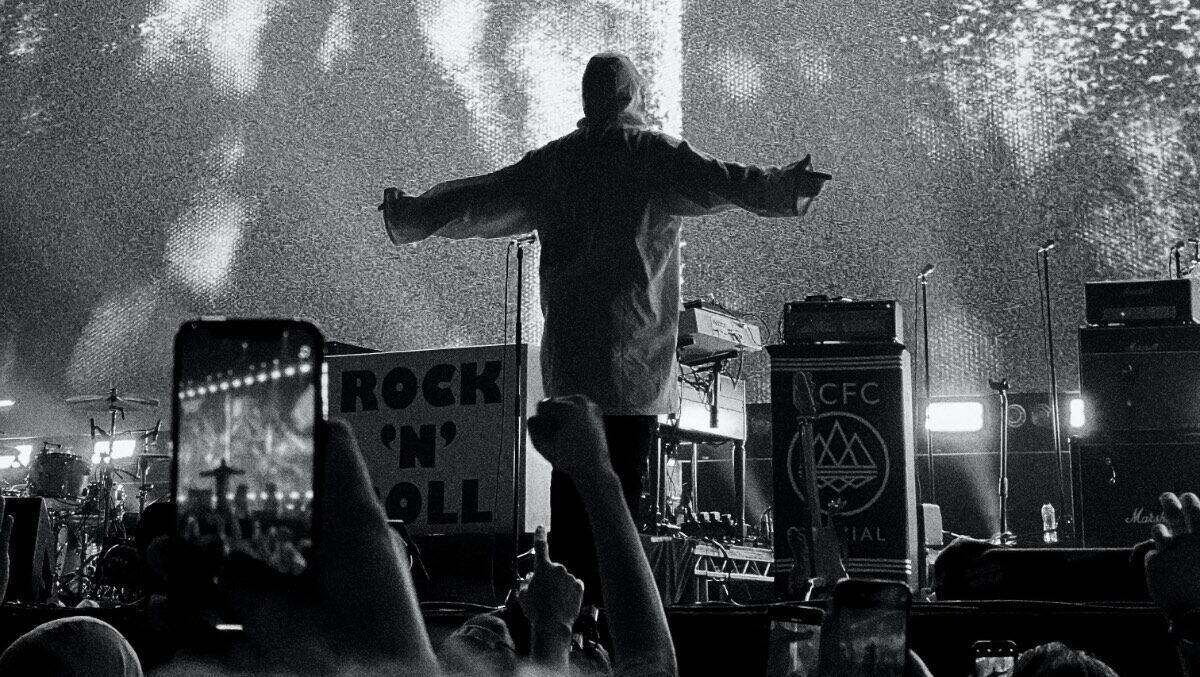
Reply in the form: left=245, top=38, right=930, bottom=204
left=1013, top=641, right=1119, bottom=677
left=0, top=616, right=142, bottom=677
left=438, top=612, right=519, bottom=676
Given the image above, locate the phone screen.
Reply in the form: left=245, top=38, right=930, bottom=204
left=819, top=580, right=911, bottom=677
left=171, top=319, right=323, bottom=630
left=973, top=640, right=1017, bottom=677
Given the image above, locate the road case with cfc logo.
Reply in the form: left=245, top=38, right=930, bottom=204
left=769, top=343, right=918, bottom=590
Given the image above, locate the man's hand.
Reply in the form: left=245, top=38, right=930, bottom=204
left=378, top=187, right=426, bottom=244
left=1144, top=492, right=1200, bottom=620
left=527, top=395, right=614, bottom=480
left=378, top=187, right=417, bottom=213
left=518, top=526, right=584, bottom=631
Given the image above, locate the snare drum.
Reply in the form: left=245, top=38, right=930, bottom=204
left=28, top=451, right=90, bottom=500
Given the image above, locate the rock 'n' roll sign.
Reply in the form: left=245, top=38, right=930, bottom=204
left=518, top=525, right=584, bottom=672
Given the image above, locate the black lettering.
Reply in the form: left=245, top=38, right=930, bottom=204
left=461, top=360, right=503, bottom=405
left=422, top=363, right=456, bottom=407
left=398, top=424, right=437, bottom=468
left=385, top=482, right=421, bottom=523
left=460, top=479, right=492, bottom=523
left=382, top=367, right=418, bottom=410
left=426, top=481, right=458, bottom=524
left=340, top=370, right=378, bottom=413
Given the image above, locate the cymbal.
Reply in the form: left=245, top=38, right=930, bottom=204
left=66, top=388, right=159, bottom=412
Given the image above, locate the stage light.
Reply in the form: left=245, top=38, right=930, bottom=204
left=304, top=490, right=313, bottom=500
left=243, top=376, right=254, bottom=387
left=284, top=366, right=297, bottom=377
left=270, top=369, right=282, bottom=380
left=255, top=372, right=267, bottom=383
left=289, top=491, right=300, bottom=500
left=1069, top=398, right=1085, bottom=429
left=926, top=401, right=985, bottom=432
left=299, top=362, right=312, bottom=374
left=0, top=400, right=14, bottom=408
left=0, top=444, right=31, bottom=470
left=219, top=381, right=229, bottom=391
left=94, top=439, right=137, bottom=460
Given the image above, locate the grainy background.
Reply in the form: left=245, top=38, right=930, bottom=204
left=3, top=0, right=1199, bottom=436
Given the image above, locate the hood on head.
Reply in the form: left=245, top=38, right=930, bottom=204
left=579, top=52, right=648, bottom=128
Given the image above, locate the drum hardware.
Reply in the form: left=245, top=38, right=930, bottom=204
left=61, top=388, right=159, bottom=603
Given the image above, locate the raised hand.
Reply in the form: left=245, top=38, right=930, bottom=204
left=519, top=526, right=585, bottom=630
left=1144, top=492, right=1200, bottom=620
left=518, top=526, right=583, bottom=672
left=527, top=395, right=613, bottom=480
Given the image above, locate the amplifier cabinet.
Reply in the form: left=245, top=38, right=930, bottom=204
left=1071, top=437, right=1200, bottom=547
left=769, top=343, right=918, bottom=589
left=1079, top=325, right=1200, bottom=433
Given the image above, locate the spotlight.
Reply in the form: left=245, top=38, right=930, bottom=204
left=0, top=399, right=14, bottom=408
left=1069, top=398, right=1085, bottom=429
left=284, top=366, right=297, bottom=377
left=299, top=363, right=312, bottom=374
left=255, top=373, right=267, bottom=383
left=219, top=382, right=230, bottom=391
left=243, top=376, right=254, bottom=387
left=926, top=401, right=985, bottom=432
left=270, top=370, right=282, bottom=380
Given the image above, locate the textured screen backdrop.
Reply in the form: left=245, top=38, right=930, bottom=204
left=3, top=0, right=1200, bottom=436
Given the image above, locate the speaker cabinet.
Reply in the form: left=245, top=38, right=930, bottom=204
left=1079, top=325, right=1200, bottom=432
left=1072, top=438, right=1200, bottom=547
left=4, top=497, right=53, bottom=603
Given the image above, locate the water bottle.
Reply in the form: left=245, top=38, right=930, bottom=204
left=1041, top=503, right=1058, bottom=544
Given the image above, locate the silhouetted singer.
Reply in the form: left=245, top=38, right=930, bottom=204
left=380, top=52, right=830, bottom=599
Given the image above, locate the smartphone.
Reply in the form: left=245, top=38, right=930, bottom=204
left=170, top=318, right=324, bottom=635
left=973, top=640, right=1018, bottom=677
left=766, top=605, right=824, bottom=677
left=818, top=579, right=911, bottom=677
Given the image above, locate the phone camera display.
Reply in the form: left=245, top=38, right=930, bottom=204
left=175, top=328, right=317, bottom=580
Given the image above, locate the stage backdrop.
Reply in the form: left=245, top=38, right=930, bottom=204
left=3, top=0, right=1199, bottom=437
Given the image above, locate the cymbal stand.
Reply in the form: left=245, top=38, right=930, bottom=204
left=93, top=403, right=124, bottom=587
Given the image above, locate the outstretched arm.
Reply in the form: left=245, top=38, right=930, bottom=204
left=647, top=134, right=829, bottom=218
left=529, top=395, right=677, bottom=677
left=380, top=156, right=539, bottom=244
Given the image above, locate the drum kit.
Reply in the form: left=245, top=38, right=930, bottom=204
left=1, top=388, right=170, bottom=605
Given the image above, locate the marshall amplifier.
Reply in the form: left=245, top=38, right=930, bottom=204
left=1079, top=325, right=1200, bottom=432
left=1085, top=278, right=1200, bottom=326
left=783, top=298, right=903, bottom=344
left=1071, top=437, right=1200, bottom=547
left=769, top=343, right=918, bottom=590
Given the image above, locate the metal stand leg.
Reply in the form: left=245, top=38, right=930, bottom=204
left=733, top=441, right=746, bottom=542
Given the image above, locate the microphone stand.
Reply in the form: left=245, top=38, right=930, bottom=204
left=1038, top=246, right=1068, bottom=538
left=917, top=269, right=935, bottom=504
left=989, top=378, right=1014, bottom=545
left=510, top=240, right=526, bottom=580
left=508, top=234, right=537, bottom=580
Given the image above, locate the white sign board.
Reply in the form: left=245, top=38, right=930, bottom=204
left=327, top=344, right=549, bottom=536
